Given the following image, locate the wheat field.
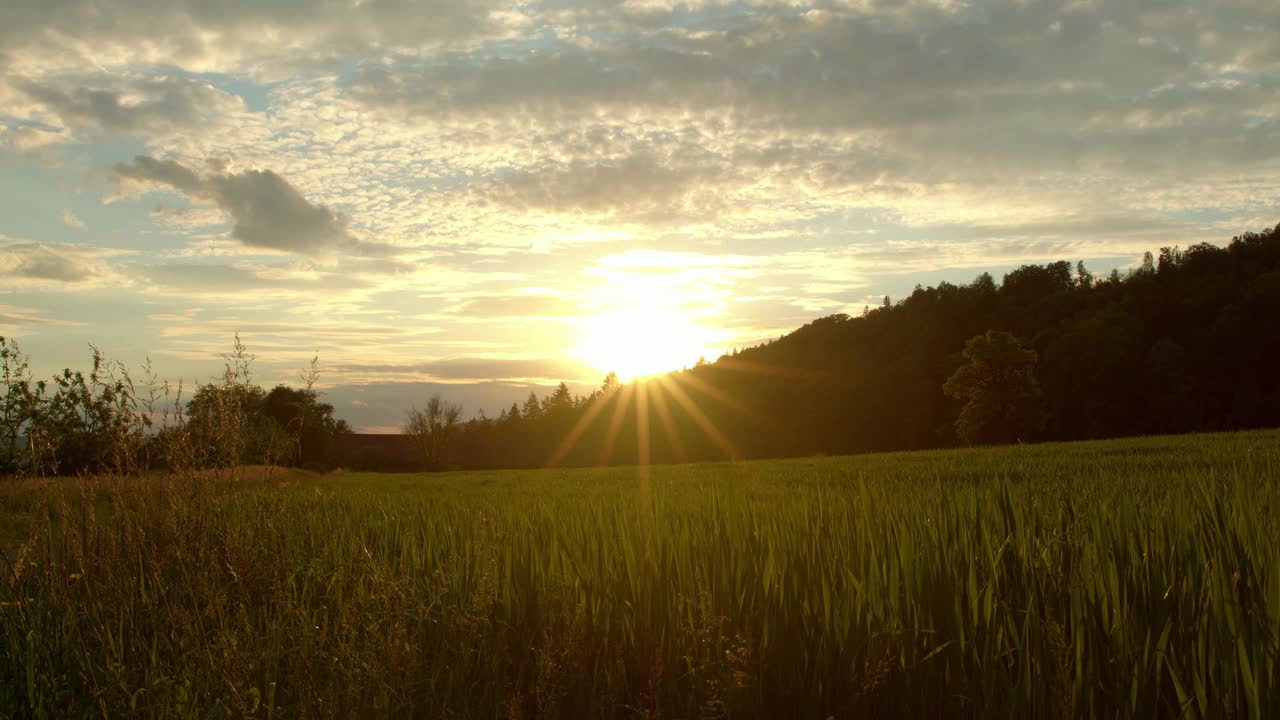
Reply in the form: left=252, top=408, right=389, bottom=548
left=2, top=430, right=1278, bottom=718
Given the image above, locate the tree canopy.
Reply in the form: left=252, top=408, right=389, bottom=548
left=944, top=330, right=1046, bottom=445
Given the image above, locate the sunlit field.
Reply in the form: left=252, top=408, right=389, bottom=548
left=2, top=430, right=1278, bottom=718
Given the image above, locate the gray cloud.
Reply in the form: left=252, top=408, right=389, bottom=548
left=0, top=241, right=121, bottom=285
left=114, top=155, right=392, bottom=256
left=115, top=156, right=205, bottom=194
left=349, top=0, right=1280, bottom=188
left=349, top=4, right=1191, bottom=125
left=211, top=170, right=356, bottom=253
left=14, top=75, right=243, bottom=136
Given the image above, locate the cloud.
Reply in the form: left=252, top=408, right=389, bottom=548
left=450, top=294, right=581, bottom=319
left=478, top=152, right=735, bottom=221
left=12, top=75, right=245, bottom=138
left=0, top=0, right=515, bottom=76
left=211, top=169, right=358, bottom=253
left=346, top=0, right=1280, bottom=185
left=0, top=303, right=85, bottom=336
left=113, top=155, right=393, bottom=256
left=112, top=155, right=209, bottom=194
left=139, top=262, right=366, bottom=296
left=4, top=0, right=1280, bottom=435
left=61, top=210, right=87, bottom=231
left=0, top=123, right=65, bottom=153
left=0, top=240, right=127, bottom=288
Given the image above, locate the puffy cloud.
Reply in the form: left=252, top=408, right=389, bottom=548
left=346, top=0, right=1280, bottom=185
left=113, top=155, right=394, bottom=256
left=0, top=124, right=65, bottom=152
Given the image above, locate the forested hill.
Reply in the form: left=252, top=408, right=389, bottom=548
left=441, top=225, right=1280, bottom=469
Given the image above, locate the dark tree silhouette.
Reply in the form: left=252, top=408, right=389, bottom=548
left=261, top=385, right=350, bottom=466
left=944, top=331, right=1047, bottom=444
left=403, top=394, right=463, bottom=471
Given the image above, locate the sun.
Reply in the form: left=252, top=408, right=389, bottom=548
left=575, top=303, right=721, bottom=382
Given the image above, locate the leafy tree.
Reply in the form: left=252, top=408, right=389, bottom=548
left=185, top=382, right=287, bottom=469
left=32, top=346, right=150, bottom=475
left=1075, top=261, right=1093, bottom=289
left=1143, top=339, right=1195, bottom=433
left=261, top=384, right=350, bottom=467
left=944, top=330, right=1047, bottom=445
left=178, top=335, right=303, bottom=473
left=0, top=336, right=38, bottom=472
left=601, top=372, right=621, bottom=394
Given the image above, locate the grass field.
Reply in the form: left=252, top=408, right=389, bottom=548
left=2, top=430, right=1278, bottom=718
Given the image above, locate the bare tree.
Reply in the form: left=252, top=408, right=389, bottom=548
left=292, top=353, right=321, bottom=466
left=403, top=394, right=462, bottom=471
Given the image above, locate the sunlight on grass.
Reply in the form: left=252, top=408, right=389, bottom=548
left=2, top=430, right=1278, bottom=717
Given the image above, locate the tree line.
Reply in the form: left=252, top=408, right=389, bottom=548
left=0, top=335, right=349, bottom=477
left=6, top=224, right=1278, bottom=475
left=398, top=224, right=1280, bottom=470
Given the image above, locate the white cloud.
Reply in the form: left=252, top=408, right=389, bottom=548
left=61, top=210, right=87, bottom=231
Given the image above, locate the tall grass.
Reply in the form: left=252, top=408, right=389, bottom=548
left=2, top=430, right=1278, bottom=718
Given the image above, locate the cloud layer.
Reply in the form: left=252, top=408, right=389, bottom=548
left=2, top=0, right=1278, bottom=428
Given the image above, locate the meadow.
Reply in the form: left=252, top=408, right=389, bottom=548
left=1, top=430, right=1278, bottom=718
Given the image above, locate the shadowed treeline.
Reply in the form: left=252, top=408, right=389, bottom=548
left=401, top=224, right=1280, bottom=471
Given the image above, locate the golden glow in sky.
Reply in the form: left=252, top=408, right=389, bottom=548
left=573, top=255, right=734, bottom=380
left=4, top=0, right=1272, bottom=430
left=575, top=303, right=723, bottom=382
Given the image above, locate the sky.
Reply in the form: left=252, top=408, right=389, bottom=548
left=1, top=0, right=1277, bottom=431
